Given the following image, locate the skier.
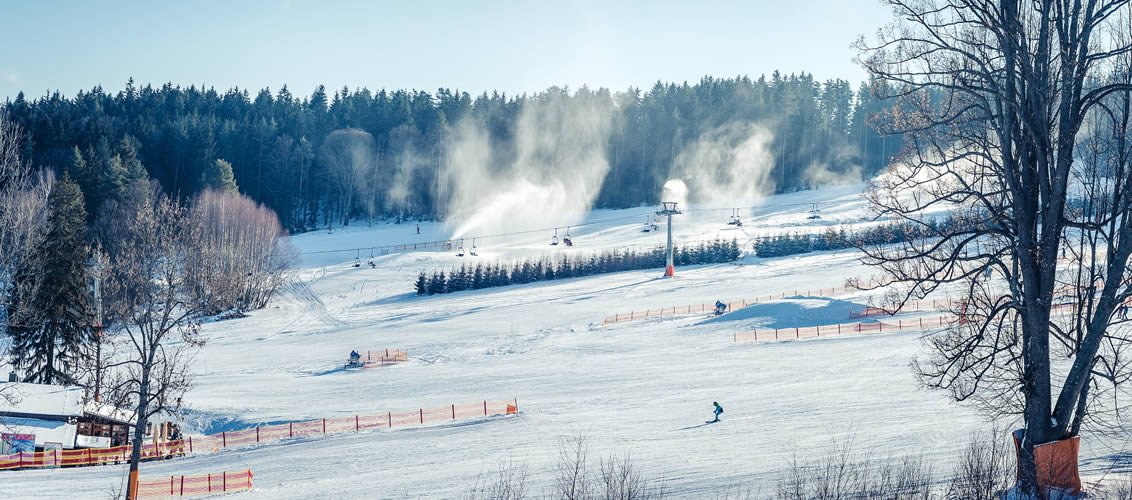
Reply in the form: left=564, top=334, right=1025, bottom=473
left=714, top=301, right=727, bottom=315
left=349, top=350, right=361, bottom=365
left=416, top=224, right=420, bottom=235
left=710, top=401, right=723, bottom=423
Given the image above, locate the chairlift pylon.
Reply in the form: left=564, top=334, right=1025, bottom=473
left=807, top=203, right=822, bottom=220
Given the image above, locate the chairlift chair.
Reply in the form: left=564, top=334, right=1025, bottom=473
left=728, top=209, right=739, bottom=225
left=470, top=239, right=478, bottom=257
left=456, top=239, right=465, bottom=257
left=642, top=216, right=653, bottom=233
left=563, top=227, right=573, bottom=247
left=551, top=228, right=559, bottom=246
left=353, top=250, right=361, bottom=268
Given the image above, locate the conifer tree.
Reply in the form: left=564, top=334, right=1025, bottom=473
left=201, top=158, right=239, bottom=193
left=5, top=174, right=93, bottom=384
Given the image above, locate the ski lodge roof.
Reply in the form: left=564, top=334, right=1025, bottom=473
left=0, top=383, right=84, bottom=420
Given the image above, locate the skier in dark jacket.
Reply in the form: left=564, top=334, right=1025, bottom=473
left=711, top=402, right=723, bottom=422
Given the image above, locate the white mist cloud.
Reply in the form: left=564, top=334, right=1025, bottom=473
left=668, top=121, right=776, bottom=205
left=661, top=179, right=688, bottom=207
left=444, top=89, right=612, bottom=238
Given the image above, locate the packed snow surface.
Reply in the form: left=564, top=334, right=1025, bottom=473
left=3, top=183, right=1128, bottom=498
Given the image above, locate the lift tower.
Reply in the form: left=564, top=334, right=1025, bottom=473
left=656, top=202, right=682, bottom=277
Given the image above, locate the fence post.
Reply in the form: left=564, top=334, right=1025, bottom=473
left=222, top=431, right=226, bottom=448
left=631, top=311, right=634, bottom=320
left=795, top=327, right=799, bottom=339
left=774, top=329, right=778, bottom=340
left=170, top=475, right=174, bottom=495
left=420, top=408, right=424, bottom=424
left=224, top=471, right=227, bottom=491
left=208, top=473, right=212, bottom=493
left=484, top=400, right=488, bottom=416
left=388, top=411, right=392, bottom=428
left=181, top=475, right=185, bottom=495
left=356, top=415, right=360, bottom=431
left=256, top=427, right=260, bottom=442
left=452, top=404, right=456, bottom=419
left=322, top=418, right=326, bottom=434
left=920, top=318, right=923, bottom=329
left=289, top=422, right=293, bottom=438
left=87, top=448, right=91, bottom=466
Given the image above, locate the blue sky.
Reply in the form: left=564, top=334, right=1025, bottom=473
left=1, top=1, right=894, bottom=102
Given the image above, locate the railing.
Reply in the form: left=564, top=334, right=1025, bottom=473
left=0, top=398, right=518, bottom=471
left=137, top=469, right=253, bottom=498
left=734, top=316, right=957, bottom=343
left=602, top=281, right=883, bottom=325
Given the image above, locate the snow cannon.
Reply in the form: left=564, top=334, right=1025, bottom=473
left=345, top=350, right=363, bottom=369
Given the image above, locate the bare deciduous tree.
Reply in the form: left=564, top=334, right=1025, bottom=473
left=856, top=0, right=1132, bottom=494
left=319, top=128, right=375, bottom=226
left=186, top=189, right=295, bottom=315
left=0, top=114, right=51, bottom=338
left=100, top=192, right=204, bottom=500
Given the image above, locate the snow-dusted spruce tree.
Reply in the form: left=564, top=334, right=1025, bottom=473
left=856, top=0, right=1132, bottom=495
left=100, top=190, right=205, bottom=500
left=5, top=173, right=94, bottom=385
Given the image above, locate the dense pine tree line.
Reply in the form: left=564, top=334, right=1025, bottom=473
left=751, top=215, right=983, bottom=258
left=416, top=239, right=741, bottom=295
left=4, top=74, right=906, bottom=232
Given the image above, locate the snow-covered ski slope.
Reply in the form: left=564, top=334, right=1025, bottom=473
left=5, top=183, right=1125, bottom=498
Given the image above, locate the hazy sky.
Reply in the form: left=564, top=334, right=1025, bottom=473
left=1, top=1, right=894, bottom=102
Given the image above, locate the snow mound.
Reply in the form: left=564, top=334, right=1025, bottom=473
left=700, top=295, right=874, bottom=329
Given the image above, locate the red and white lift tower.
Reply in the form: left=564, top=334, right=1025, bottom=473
left=656, top=201, right=682, bottom=277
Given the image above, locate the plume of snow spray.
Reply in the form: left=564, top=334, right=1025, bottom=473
left=444, top=89, right=612, bottom=239
left=662, top=179, right=688, bottom=207
left=669, top=122, right=776, bottom=206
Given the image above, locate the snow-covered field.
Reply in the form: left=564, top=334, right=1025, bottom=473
left=5, top=183, right=1130, bottom=498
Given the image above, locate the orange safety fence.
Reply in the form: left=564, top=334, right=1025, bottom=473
left=137, top=469, right=253, bottom=498
left=360, top=349, right=408, bottom=368
left=602, top=280, right=884, bottom=325
left=0, top=439, right=188, bottom=471
left=847, top=298, right=963, bottom=319
left=734, top=315, right=958, bottom=343
left=0, top=398, right=518, bottom=472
